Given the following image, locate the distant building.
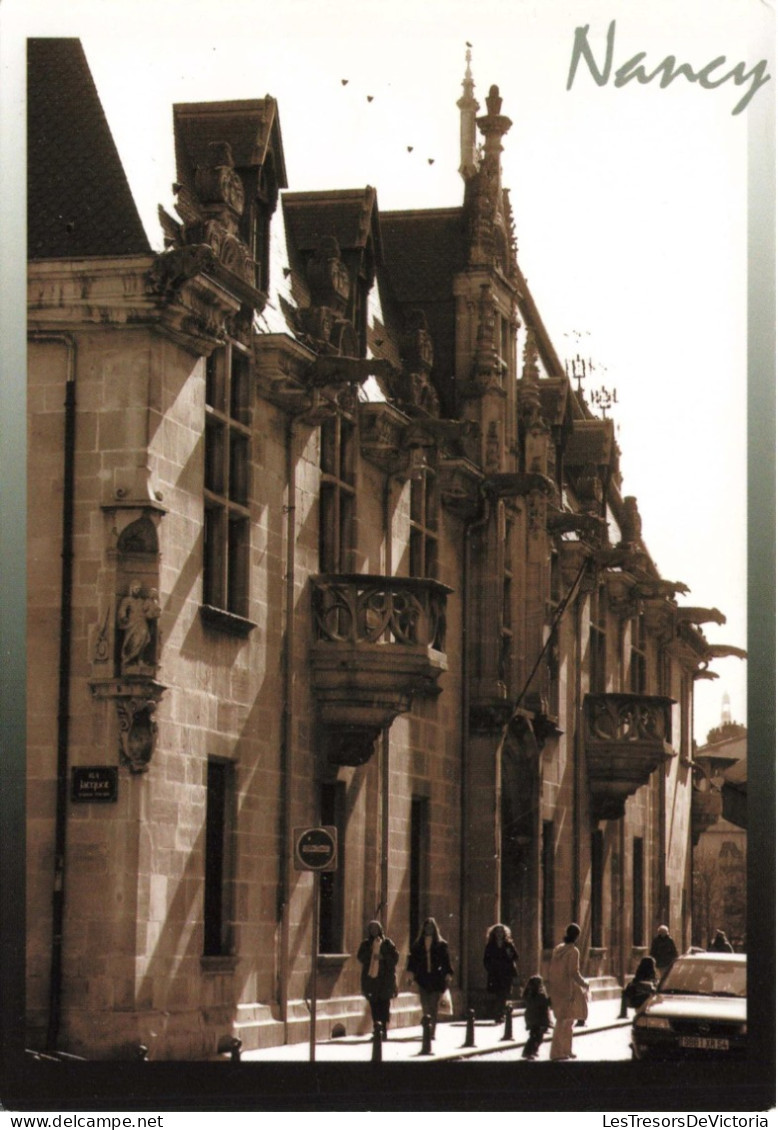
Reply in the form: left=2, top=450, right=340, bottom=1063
left=27, top=39, right=742, bottom=1058
left=691, top=728, right=747, bottom=949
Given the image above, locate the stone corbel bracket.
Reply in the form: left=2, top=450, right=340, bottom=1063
left=547, top=509, right=605, bottom=542
left=89, top=678, right=167, bottom=774
left=438, top=456, right=484, bottom=518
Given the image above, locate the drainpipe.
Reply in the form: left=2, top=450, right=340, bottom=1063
left=31, top=333, right=76, bottom=1052
left=573, top=593, right=583, bottom=923
left=460, top=489, right=490, bottom=1005
left=379, top=475, right=393, bottom=922
left=279, top=416, right=297, bottom=1040
left=658, top=751, right=667, bottom=927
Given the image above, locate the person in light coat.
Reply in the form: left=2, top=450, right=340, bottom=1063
left=548, top=922, right=590, bottom=1061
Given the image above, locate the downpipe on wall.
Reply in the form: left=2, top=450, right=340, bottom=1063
left=30, top=332, right=76, bottom=1052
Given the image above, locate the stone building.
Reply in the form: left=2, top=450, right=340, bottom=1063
left=27, top=39, right=741, bottom=1059
left=691, top=723, right=747, bottom=950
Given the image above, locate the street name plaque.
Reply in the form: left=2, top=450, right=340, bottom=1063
left=71, top=766, right=118, bottom=803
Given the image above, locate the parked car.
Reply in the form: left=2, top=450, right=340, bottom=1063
left=631, top=951, right=746, bottom=1060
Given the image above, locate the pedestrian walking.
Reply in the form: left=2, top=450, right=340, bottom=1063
left=618, top=956, right=658, bottom=1018
left=708, top=929, right=734, bottom=953
left=521, top=974, right=551, bottom=1060
left=649, top=924, right=679, bottom=975
left=406, top=916, right=454, bottom=1038
left=483, top=923, right=519, bottom=1022
left=548, top=922, right=589, bottom=1061
left=357, top=920, right=399, bottom=1040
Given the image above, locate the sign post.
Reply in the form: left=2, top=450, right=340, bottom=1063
left=293, top=826, right=338, bottom=1063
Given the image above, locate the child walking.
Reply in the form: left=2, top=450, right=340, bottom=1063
left=521, top=974, right=552, bottom=1059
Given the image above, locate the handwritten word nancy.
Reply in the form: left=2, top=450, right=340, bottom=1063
left=567, top=20, right=771, bottom=115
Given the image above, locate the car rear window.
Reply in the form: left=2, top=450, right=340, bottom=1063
left=660, top=959, right=746, bottom=997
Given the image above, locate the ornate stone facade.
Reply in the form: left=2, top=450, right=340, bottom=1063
left=25, top=42, right=736, bottom=1061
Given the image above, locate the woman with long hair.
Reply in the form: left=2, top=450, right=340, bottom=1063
left=482, top=922, right=519, bottom=1023
left=618, top=955, right=658, bottom=1018
left=356, top=920, right=399, bottom=1040
left=406, top=916, right=454, bottom=1038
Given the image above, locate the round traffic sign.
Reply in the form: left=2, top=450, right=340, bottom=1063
left=294, top=825, right=338, bottom=871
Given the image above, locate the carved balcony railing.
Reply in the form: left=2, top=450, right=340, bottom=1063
left=310, top=574, right=451, bottom=765
left=583, top=693, right=676, bottom=820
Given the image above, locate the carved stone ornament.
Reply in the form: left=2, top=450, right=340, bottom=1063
left=193, top=142, right=245, bottom=214
left=90, top=677, right=167, bottom=774
left=306, top=236, right=351, bottom=315
left=117, top=581, right=161, bottom=676
left=116, top=696, right=159, bottom=774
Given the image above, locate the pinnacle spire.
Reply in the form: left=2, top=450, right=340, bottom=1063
left=457, top=44, right=480, bottom=181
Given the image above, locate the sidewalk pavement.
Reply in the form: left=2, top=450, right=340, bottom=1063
left=238, top=998, right=632, bottom=1063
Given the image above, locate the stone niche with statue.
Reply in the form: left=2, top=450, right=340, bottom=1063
left=90, top=509, right=167, bottom=773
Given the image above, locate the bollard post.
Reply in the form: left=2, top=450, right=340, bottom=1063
left=501, top=1005, right=514, bottom=1041
left=230, top=1037, right=242, bottom=1063
left=371, top=1022, right=382, bottom=1063
left=420, top=1014, right=433, bottom=1055
left=464, top=1009, right=476, bottom=1048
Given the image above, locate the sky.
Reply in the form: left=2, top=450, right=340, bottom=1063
left=4, top=0, right=771, bottom=742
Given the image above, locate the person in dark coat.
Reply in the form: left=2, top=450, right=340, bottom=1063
left=521, top=974, right=551, bottom=1059
left=708, top=929, right=734, bottom=953
left=649, top=924, right=678, bottom=974
left=618, top=956, right=658, bottom=1018
left=406, top=917, right=454, bottom=1038
left=357, top=920, right=399, bottom=1039
left=483, top=923, right=519, bottom=1022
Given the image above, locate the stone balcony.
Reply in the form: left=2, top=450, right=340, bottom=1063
left=310, top=574, right=451, bottom=765
left=583, top=692, right=676, bottom=820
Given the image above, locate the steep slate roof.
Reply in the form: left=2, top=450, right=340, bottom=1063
left=282, top=188, right=380, bottom=255
left=28, top=39, right=150, bottom=260
left=173, top=98, right=288, bottom=191
left=380, top=209, right=466, bottom=413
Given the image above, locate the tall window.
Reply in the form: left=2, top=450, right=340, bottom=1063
left=591, top=829, right=604, bottom=948
left=319, top=781, right=345, bottom=954
left=203, top=343, right=251, bottom=617
left=497, top=312, right=512, bottom=381
left=632, top=837, right=645, bottom=946
left=410, top=470, right=438, bottom=579
left=589, top=585, right=607, bottom=693
left=545, top=551, right=561, bottom=714
left=204, top=758, right=235, bottom=957
left=542, top=820, right=555, bottom=949
left=409, top=796, right=430, bottom=943
left=629, top=614, right=647, bottom=694
left=499, top=513, right=513, bottom=688
left=319, top=414, right=356, bottom=572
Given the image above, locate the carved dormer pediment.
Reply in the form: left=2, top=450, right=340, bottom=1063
left=168, top=98, right=287, bottom=310
left=282, top=187, right=381, bottom=357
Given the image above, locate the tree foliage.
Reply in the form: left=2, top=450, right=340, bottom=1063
left=704, top=721, right=747, bottom=746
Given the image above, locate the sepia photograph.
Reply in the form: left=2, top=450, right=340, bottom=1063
left=1, top=0, right=774, bottom=1116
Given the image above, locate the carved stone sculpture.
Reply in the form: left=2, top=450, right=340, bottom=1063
left=117, top=582, right=161, bottom=674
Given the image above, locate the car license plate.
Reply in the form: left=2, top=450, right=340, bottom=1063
left=679, top=1036, right=729, bottom=1050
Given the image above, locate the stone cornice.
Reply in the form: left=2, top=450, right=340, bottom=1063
left=28, top=254, right=242, bottom=355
